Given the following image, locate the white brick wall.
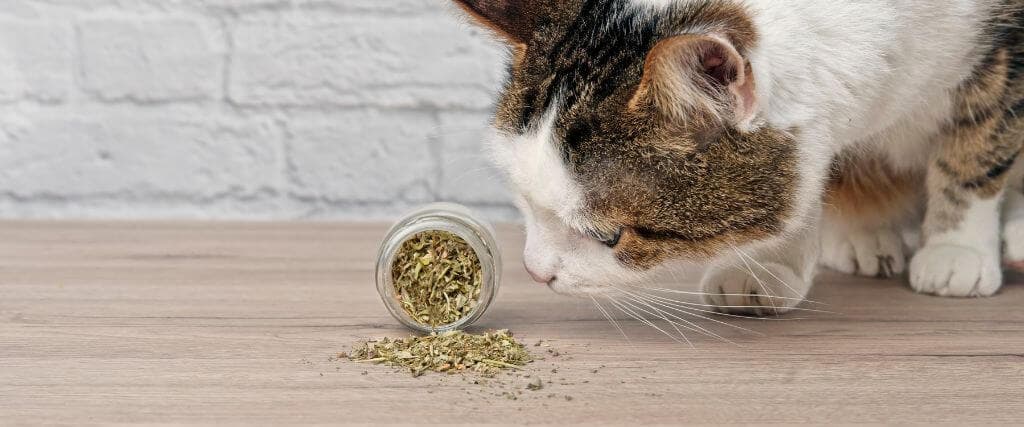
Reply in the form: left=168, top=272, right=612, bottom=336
left=0, top=0, right=518, bottom=220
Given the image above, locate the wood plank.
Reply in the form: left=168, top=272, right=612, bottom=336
left=1, top=221, right=1022, bottom=424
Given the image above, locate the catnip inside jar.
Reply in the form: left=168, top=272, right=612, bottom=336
left=375, top=203, right=502, bottom=333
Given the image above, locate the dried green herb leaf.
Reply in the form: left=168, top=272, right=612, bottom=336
left=346, top=330, right=532, bottom=377
left=391, top=230, right=482, bottom=327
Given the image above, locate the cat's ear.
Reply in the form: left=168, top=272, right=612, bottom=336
left=450, top=0, right=540, bottom=45
left=632, top=35, right=758, bottom=129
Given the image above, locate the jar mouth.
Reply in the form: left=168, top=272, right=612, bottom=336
left=375, top=204, right=501, bottom=333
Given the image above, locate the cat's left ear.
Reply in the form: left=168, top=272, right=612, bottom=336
left=632, top=35, right=758, bottom=129
left=450, top=0, right=542, bottom=45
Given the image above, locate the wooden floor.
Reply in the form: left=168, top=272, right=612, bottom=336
left=1, top=221, right=1022, bottom=425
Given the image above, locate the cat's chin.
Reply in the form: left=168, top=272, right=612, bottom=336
left=544, top=260, right=708, bottom=298
left=545, top=278, right=618, bottom=298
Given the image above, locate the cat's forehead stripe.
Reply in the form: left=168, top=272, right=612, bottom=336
left=523, top=0, right=655, bottom=134
left=509, top=0, right=756, bottom=135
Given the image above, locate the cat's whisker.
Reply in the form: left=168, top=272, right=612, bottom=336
left=652, top=298, right=815, bottom=322
left=625, top=296, right=699, bottom=348
left=590, top=294, right=630, bottom=343
left=624, top=284, right=810, bottom=302
left=607, top=297, right=689, bottom=346
left=639, top=301, right=741, bottom=346
left=606, top=298, right=662, bottom=339
left=729, top=244, right=780, bottom=315
left=610, top=288, right=700, bottom=346
left=731, top=244, right=814, bottom=303
left=624, top=288, right=764, bottom=336
left=636, top=288, right=833, bottom=315
left=636, top=287, right=816, bottom=322
left=612, top=295, right=695, bottom=348
left=664, top=265, right=686, bottom=286
left=614, top=289, right=734, bottom=345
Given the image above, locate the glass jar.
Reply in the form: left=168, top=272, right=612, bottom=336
left=375, top=203, right=502, bottom=333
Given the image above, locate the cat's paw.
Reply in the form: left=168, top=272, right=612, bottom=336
left=821, top=225, right=906, bottom=278
left=701, top=262, right=809, bottom=316
left=1003, top=215, right=1024, bottom=269
left=909, top=244, right=1002, bottom=297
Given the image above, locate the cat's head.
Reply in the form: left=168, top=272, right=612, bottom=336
left=452, top=0, right=816, bottom=295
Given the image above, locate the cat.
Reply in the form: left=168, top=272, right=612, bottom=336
left=449, top=0, right=1024, bottom=313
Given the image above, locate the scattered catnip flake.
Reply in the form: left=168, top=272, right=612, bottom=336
left=391, top=230, right=483, bottom=327
left=346, top=330, right=532, bottom=377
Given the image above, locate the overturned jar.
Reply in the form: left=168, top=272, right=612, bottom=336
left=375, top=203, right=502, bottom=333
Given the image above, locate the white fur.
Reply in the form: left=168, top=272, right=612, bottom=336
left=1004, top=190, right=1024, bottom=262
left=746, top=0, right=991, bottom=240
left=820, top=222, right=907, bottom=278
left=911, top=194, right=1004, bottom=297
left=1002, top=161, right=1024, bottom=263
left=490, top=104, right=645, bottom=293
left=490, top=0, right=1000, bottom=301
left=490, top=107, right=584, bottom=221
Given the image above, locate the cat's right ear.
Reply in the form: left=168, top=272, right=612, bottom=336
left=450, top=0, right=540, bottom=45
left=631, top=35, right=758, bottom=130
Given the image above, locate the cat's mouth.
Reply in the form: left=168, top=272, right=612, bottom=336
left=546, top=278, right=613, bottom=297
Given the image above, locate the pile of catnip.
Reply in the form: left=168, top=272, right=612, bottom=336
left=344, top=330, right=531, bottom=377
left=390, top=230, right=482, bottom=327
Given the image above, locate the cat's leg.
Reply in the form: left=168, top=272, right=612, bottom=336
left=1000, top=165, right=1024, bottom=267
left=701, top=216, right=819, bottom=315
left=820, top=213, right=908, bottom=278
left=911, top=190, right=1005, bottom=297
left=819, top=150, right=923, bottom=279
left=909, top=49, right=1022, bottom=297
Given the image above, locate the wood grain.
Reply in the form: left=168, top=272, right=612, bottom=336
left=1, top=221, right=1022, bottom=425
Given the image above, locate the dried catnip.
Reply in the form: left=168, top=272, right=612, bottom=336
left=346, top=330, right=532, bottom=377
left=391, top=230, right=482, bottom=327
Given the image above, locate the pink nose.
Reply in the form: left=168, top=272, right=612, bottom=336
left=524, top=262, right=555, bottom=284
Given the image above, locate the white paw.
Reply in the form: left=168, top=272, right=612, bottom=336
left=1002, top=189, right=1024, bottom=271
left=821, top=226, right=906, bottom=278
left=909, top=244, right=1002, bottom=297
left=701, top=262, right=809, bottom=316
left=1003, top=216, right=1024, bottom=265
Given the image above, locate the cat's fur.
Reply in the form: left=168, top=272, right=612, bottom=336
left=451, top=0, right=1024, bottom=311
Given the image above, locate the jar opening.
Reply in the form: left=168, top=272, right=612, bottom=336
left=375, top=203, right=502, bottom=334
left=388, top=230, right=483, bottom=328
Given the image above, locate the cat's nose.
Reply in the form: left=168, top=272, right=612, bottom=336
left=524, top=261, right=556, bottom=284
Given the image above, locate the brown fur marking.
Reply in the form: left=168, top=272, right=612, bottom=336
left=825, top=154, right=923, bottom=227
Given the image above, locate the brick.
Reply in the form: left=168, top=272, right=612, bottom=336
left=0, top=20, right=71, bottom=102
left=286, top=111, right=436, bottom=203
left=0, top=113, right=279, bottom=198
left=292, top=0, right=440, bottom=13
left=0, top=3, right=521, bottom=221
left=0, top=1, right=39, bottom=18
left=436, top=112, right=513, bottom=205
left=25, top=0, right=268, bottom=13
left=229, top=12, right=504, bottom=109
left=79, top=19, right=222, bottom=102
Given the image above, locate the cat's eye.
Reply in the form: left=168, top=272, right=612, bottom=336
left=587, top=227, right=623, bottom=248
